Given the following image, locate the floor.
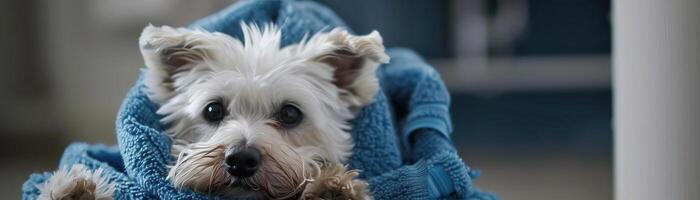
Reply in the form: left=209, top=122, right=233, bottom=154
left=461, top=149, right=612, bottom=200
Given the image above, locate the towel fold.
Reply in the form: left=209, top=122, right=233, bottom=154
left=23, top=0, right=495, bottom=199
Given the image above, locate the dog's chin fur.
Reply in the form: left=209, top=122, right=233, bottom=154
left=139, top=23, right=388, bottom=199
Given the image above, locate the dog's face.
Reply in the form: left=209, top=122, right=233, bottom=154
left=139, top=24, right=388, bottom=198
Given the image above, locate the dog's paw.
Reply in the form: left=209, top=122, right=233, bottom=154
left=301, top=163, right=371, bottom=200
left=37, top=164, right=115, bottom=200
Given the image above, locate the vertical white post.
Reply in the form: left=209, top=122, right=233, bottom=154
left=615, top=0, right=700, bottom=200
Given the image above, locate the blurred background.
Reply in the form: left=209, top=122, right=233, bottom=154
left=0, top=0, right=611, bottom=199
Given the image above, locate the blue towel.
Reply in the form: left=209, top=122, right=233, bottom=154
left=23, top=0, right=495, bottom=199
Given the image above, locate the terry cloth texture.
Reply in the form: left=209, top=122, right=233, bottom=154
left=22, top=0, right=495, bottom=199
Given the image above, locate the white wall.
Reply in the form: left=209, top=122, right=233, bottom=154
left=614, top=0, right=700, bottom=199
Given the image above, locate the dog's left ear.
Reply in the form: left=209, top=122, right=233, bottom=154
left=315, top=29, right=390, bottom=108
left=138, top=25, right=216, bottom=104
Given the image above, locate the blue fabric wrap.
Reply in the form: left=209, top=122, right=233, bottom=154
left=22, top=0, right=495, bottom=199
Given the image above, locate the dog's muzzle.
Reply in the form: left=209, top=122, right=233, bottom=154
left=225, top=146, right=261, bottom=178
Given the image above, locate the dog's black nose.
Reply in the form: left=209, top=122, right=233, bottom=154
left=225, top=147, right=261, bottom=178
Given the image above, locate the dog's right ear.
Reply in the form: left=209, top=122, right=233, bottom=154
left=139, top=25, right=212, bottom=103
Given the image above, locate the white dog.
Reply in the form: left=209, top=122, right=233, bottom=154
left=38, top=23, right=388, bottom=200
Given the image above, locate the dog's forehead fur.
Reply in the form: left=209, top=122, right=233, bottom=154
left=175, top=24, right=336, bottom=79
left=165, top=24, right=344, bottom=115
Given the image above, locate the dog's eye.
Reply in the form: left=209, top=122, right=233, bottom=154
left=277, top=104, right=303, bottom=128
left=203, top=102, right=226, bottom=122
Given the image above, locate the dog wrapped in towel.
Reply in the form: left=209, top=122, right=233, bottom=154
left=22, top=0, right=496, bottom=199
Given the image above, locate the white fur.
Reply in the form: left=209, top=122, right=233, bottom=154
left=139, top=23, right=388, bottom=199
left=37, top=164, right=115, bottom=200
